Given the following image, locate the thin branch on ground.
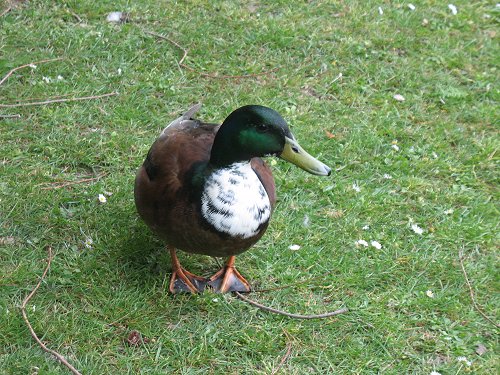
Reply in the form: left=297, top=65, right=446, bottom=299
left=234, top=291, right=348, bottom=319
left=21, top=246, right=83, bottom=375
left=0, top=58, right=63, bottom=86
left=67, top=9, right=83, bottom=23
left=0, top=114, right=21, bottom=119
left=0, top=6, right=12, bottom=18
left=458, top=249, right=499, bottom=328
left=144, top=31, right=188, bottom=66
left=271, top=331, right=293, bottom=375
left=10, top=93, right=75, bottom=103
left=0, top=92, right=117, bottom=108
left=144, top=30, right=278, bottom=79
left=39, top=173, right=108, bottom=190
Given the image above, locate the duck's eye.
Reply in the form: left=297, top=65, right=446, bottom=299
left=256, top=123, right=269, bottom=133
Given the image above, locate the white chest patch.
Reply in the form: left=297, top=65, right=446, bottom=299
left=201, top=162, right=271, bottom=239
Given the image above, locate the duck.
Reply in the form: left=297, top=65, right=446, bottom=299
left=134, top=104, right=331, bottom=294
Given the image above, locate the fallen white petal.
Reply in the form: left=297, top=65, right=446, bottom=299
left=391, top=144, right=400, bottom=151
left=411, top=224, right=424, bottom=235
left=383, top=173, right=392, bottom=179
left=107, top=12, right=124, bottom=23
left=426, top=290, right=434, bottom=298
left=356, top=240, right=369, bottom=247
left=408, top=4, right=416, bottom=11
left=456, top=356, right=472, bottom=366
left=393, top=94, right=405, bottom=102
left=362, top=225, right=370, bottom=230
left=289, top=244, right=301, bottom=251
left=378, top=7, right=383, bottom=15
left=448, top=4, right=458, bottom=15
left=430, top=372, right=442, bottom=375
left=57, top=75, right=64, bottom=80
left=371, top=240, right=382, bottom=249
left=352, top=183, right=361, bottom=192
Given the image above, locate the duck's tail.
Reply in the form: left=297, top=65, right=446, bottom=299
left=183, top=103, right=202, bottom=120
left=162, top=103, right=202, bottom=134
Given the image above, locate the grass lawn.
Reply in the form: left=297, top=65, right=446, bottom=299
left=1, top=0, right=498, bottom=373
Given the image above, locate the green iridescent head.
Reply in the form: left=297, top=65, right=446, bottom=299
left=209, top=105, right=331, bottom=176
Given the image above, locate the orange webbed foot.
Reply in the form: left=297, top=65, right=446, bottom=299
left=208, top=256, right=251, bottom=293
left=169, top=267, right=207, bottom=294
left=168, top=246, right=207, bottom=294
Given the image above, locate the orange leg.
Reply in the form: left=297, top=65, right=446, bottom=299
left=169, top=247, right=207, bottom=294
left=208, top=256, right=251, bottom=293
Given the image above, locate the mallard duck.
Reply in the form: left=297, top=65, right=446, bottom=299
left=134, top=104, right=330, bottom=293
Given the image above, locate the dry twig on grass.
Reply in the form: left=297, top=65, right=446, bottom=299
left=9, top=93, right=75, bottom=103
left=38, top=173, right=108, bottom=190
left=271, top=331, right=293, bottom=375
left=234, top=291, right=348, bottom=319
left=0, top=114, right=21, bottom=119
left=458, top=249, right=499, bottom=328
left=144, top=30, right=278, bottom=79
left=0, top=92, right=117, bottom=108
left=0, top=6, right=12, bottom=18
left=67, top=9, right=83, bottom=23
left=21, top=246, right=83, bottom=375
left=0, top=58, right=63, bottom=86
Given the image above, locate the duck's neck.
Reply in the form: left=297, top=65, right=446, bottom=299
left=200, top=161, right=271, bottom=239
left=209, top=120, right=257, bottom=168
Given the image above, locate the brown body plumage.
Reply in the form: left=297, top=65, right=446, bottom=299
left=134, top=116, right=276, bottom=258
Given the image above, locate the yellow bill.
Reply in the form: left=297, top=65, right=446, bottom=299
left=280, top=136, right=331, bottom=176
